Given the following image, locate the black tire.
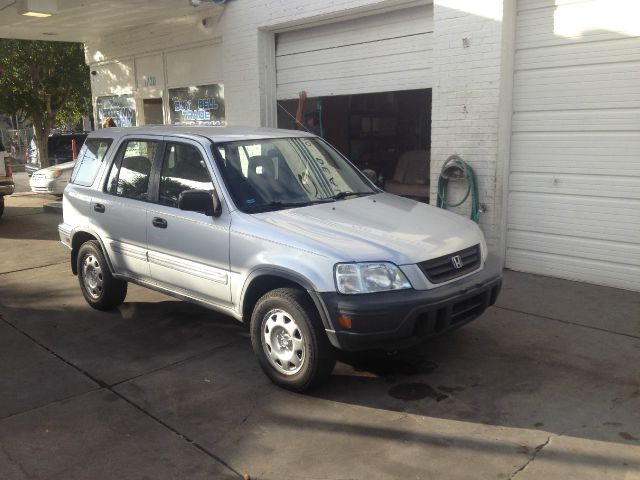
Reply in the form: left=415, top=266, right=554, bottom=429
left=250, top=288, right=336, bottom=391
left=77, top=240, right=127, bottom=310
left=0, top=197, right=4, bottom=217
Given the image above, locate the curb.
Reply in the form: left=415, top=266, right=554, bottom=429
left=43, top=202, right=63, bottom=214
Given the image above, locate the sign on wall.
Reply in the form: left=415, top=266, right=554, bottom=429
left=168, top=84, right=225, bottom=126
left=96, top=95, right=137, bottom=128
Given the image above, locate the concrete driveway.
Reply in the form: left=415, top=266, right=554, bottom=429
left=1, top=194, right=639, bottom=480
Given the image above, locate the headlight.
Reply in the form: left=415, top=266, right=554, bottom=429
left=46, top=170, right=63, bottom=179
left=335, top=262, right=412, bottom=294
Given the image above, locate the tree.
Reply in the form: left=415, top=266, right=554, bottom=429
left=0, top=39, right=91, bottom=168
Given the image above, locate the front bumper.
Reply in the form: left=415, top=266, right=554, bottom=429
left=0, top=179, right=15, bottom=196
left=318, top=254, right=503, bottom=351
left=30, top=178, right=66, bottom=195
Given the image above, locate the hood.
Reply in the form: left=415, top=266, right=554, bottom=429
left=35, top=161, right=76, bottom=175
left=249, top=193, right=485, bottom=265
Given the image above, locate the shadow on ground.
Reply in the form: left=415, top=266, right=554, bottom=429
left=1, top=290, right=638, bottom=451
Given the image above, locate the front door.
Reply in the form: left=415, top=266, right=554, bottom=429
left=146, top=139, right=232, bottom=306
left=90, top=137, right=161, bottom=280
left=142, top=98, right=164, bottom=125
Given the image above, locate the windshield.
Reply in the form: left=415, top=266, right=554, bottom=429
left=213, top=137, right=377, bottom=212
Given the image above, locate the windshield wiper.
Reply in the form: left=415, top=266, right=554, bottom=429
left=333, top=191, right=374, bottom=200
left=245, top=199, right=333, bottom=213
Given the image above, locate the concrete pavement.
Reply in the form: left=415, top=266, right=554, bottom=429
left=11, top=172, right=31, bottom=194
left=0, top=193, right=639, bottom=479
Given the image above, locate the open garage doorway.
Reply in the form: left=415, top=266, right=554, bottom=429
left=278, top=88, right=432, bottom=202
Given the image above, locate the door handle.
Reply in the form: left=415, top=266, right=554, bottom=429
left=93, top=203, right=105, bottom=213
left=152, top=217, right=168, bottom=229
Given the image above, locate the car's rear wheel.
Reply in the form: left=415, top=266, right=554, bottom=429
left=0, top=196, right=4, bottom=217
left=250, top=288, right=335, bottom=391
left=77, top=240, right=127, bottom=310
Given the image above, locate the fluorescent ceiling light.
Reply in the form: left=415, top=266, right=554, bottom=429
left=21, top=11, right=51, bottom=17
left=17, top=0, right=57, bottom=17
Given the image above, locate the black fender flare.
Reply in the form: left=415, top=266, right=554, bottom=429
left=239, top=267, right=333, bottom=331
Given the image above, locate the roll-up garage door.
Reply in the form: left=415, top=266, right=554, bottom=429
left=507, top=0, right=640, bottom=291
left=275, top=5, right=433, bottom=99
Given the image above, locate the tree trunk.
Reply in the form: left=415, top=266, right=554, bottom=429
left=32, top=113, right=50, bottom=168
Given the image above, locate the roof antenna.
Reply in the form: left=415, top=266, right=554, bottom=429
left=276, top=102, right=312, bottom=134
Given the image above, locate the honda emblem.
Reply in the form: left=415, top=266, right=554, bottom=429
left=450, top=255, right=463, bottom=269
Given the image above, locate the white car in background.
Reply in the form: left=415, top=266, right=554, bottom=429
left=30, top=161, right=75, bottom=196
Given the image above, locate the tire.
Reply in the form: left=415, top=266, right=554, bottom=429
left=77, top=240, right=127, bottom=310
left=0, top=197, right=4, bottom=217
left=250, top=288, right=336, bottom=391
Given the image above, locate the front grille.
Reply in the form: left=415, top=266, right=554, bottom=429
left=418, top=244, right=481, bottom=284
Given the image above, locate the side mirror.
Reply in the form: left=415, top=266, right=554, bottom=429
left=178, top=189, right=222, bottom=217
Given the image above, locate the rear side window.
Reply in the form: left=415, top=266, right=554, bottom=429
left=72, top=139, right=112, bottom=187
left=106, top=140, right=159, bottom=201
left=159, top=143, right=213, bottom=207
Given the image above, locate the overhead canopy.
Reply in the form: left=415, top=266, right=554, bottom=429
left=0, top=0, right=222, bottom=43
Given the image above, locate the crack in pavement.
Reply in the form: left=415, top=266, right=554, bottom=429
left=0, top=314, right=246, bottom=479
left=0, top=443, right=35, bottom=480
left=0, top=261, right=67, bottom=276
left=508, top=435, right=554, bottom=479
left=494, top=305, right=640, bottom=341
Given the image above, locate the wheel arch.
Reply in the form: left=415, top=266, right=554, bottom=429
left=240, top=268, right=332, bottom=330
left=70, top=228, right=113, bottom=275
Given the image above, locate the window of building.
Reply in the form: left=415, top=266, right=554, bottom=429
left=168, top=84, right=225, bottom=126
left=96, top=95, right=137, bottom=128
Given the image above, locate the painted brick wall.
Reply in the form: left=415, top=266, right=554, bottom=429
left=429, top=0, right=513, bottom=253
left=86, top=0, right=417, bottom=125
left=219, top=0, right=418, bottom=125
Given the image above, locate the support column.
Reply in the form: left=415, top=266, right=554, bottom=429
left=430, top=0, right=515, bottom=257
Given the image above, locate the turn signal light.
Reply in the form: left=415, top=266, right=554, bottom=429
left=338, top=315, right=352, bottom=329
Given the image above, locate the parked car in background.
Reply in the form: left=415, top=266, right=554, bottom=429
left=0, top=144, right=15, bottom=217
left=59, top=126, right=502, bottom=391
left=26, top=132, right=88, bottom=176
left=30, top=161, right=76, bottom=196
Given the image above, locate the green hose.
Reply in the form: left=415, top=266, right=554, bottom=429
left=436, top=155, right=481, bottom=223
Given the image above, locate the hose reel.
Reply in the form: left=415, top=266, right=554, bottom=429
left=436, top=155, right=481, bottom=223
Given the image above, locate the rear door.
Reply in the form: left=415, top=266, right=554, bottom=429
left=90, top=136, right=161, bottom=280
left=146, top=138, right=232, bottom=306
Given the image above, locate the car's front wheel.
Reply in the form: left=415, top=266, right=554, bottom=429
left=250, top=288, right=336, bottom=391
left=77, top=240, right=127, bottom=310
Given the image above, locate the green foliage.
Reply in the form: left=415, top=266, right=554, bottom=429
left=0, top=39, right=91, bottom=165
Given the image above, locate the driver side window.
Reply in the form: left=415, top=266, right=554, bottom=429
left=106, top=140, right=158, bottom=201
left=158, top=143, right=213, bottom=208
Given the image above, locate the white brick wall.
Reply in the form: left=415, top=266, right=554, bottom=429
left=429, top=0, right=514, bottom=254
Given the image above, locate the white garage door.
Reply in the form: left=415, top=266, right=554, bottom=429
left=507, top=0, right=640, bottom=291
left=275, top=5, right=433, bottom=100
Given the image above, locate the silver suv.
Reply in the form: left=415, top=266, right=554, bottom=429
left=59, top=126, right=502, bottom=391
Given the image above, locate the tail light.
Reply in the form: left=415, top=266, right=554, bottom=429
left=4, top=161, right=11, bottom=178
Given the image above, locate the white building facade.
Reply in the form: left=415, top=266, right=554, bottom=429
left=1, top=0, right=638, bottom=291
